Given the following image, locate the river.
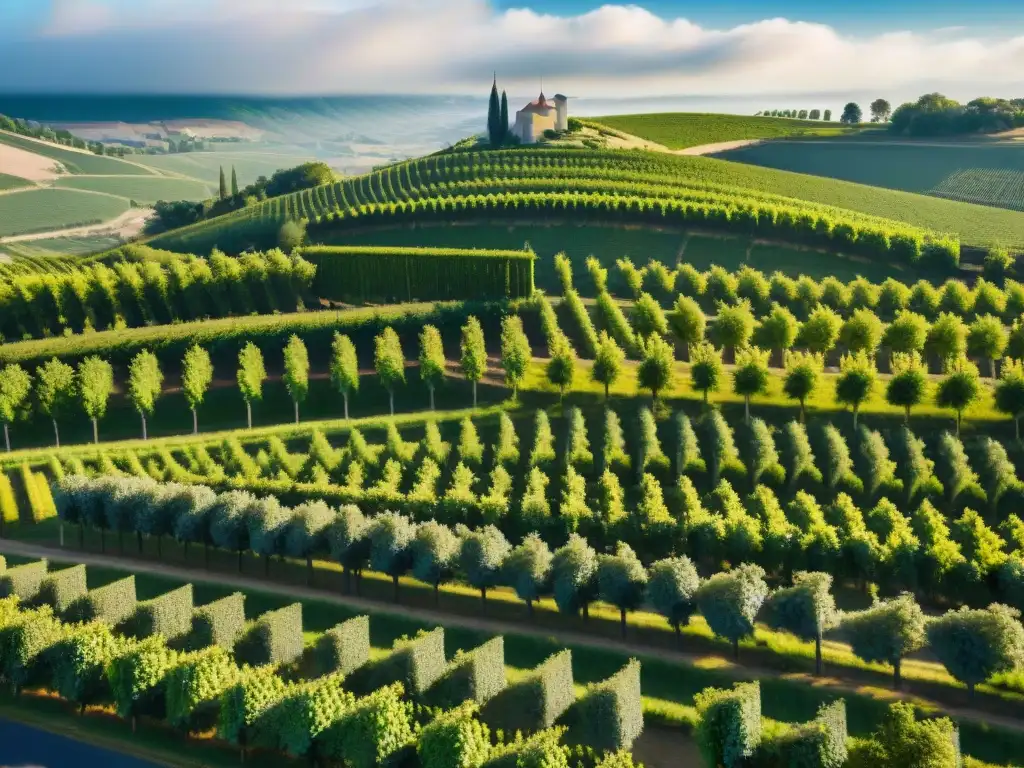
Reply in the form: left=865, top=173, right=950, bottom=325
left=0, top=719, right=162, bottom=768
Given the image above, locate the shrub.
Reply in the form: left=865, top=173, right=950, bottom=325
left=756, top=699, right=847, bottom=768
left=50, top=620, right=127, bottom=708
left=234, top=603, right=304, bottom=667
left=218, top=665, right=290, bottom=748
left=320, top=681, right=412, bottom=768
left=418, top=701, right=491, bottom=768
left=165, top=645, right=241, bottom=733
left=483, top=650, right=575, bottom=734
left=107, top=635, right=180, bottom=722
left=315, top=615, right=370, bottom=676
left=265, top=673, right=353, bottom=758
left=431, top=636, right=506, bottom=708
left=484, top=727, right=568, bottom=768
left=35, top=564, right=87, bottom=613
left=694, top=681, right=762, bottom=768
left=190, top=592, right=246, bottom=649
left=0, top=605, right=65, bottom=690
left=0, top=560, right=47, bottom=600
left=127, top=584, right=193, bottom=640
left=356, top=628, right=446, bottom=698
left=569, top=659, right=643, bottom=752
left=66, top=576, right=136, bottom=625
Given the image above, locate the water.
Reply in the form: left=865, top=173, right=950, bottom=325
left=0, top=719, right=162, bottom=768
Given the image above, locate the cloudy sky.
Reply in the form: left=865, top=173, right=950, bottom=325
left=0, top=0, right=1022, bottom=101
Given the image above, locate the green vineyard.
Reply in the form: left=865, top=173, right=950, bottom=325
left=931, top=168, right=1024, bottom=212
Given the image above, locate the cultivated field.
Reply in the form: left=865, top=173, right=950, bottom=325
left=0, top=172, right=34, bottom=190
left=0, top=131, right=156, bottom=176
left=54, top=175, right=213, bottom=204
left=716, top=139, right=1024, bottom=212
left=591, top=113, right=860, bottom=150
left=0, top=188, right=130, bottom=237
left=133, top=149, right=322, bottom=188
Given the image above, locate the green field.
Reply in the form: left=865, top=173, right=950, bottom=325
left=0, top=172, right=30, bottom=191
left=716, top=139, right=1024, bottom=213
left=591, top=113, right=860, bottom=149
left=0, top=131, right=157, bottom=176
left=0, top=234, right=125, bottom=258
left=0, top=188, right=130, bottom=237
left=54, top=175, right=212, bottom=203
left=133, top=149, right=316, bottom=187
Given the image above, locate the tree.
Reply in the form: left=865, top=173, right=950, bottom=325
left=886, top=352, right=928, bottom=422
left=237, top=342, right=266, bottom=429
left=637, top=334, right=675, bottom=404
left=330, top=332, right=359, bottom=419
left=375, top=327, right=406, bottom=416
left=762, top=571, right=840, bottom=675
left=862, top=702, right=960, bottom=767
left=710, top=302, right=755, bottom=358
left=592, top=331, right=625, bottom=399
left=0, top=364, right=31, bottom=452
left=500, top=90, right=509, bottom=143
left=551, top=534, right=599, bottom=620
left=823, top=109, right=832, bottom=121
left=935, top=356, right=980, bottom=436
left=783, top=351, right=823, bottom=422
left=279, top=335, right=310, bottom=424
left=459, top=317, right=486, bottom=407
left=181, top=344, right=213, bottom=435
left=809, top=109, right=821, bottom=120
left=598, top=542, right=648, bottom=638
left=839, top=308, right=884, bottom=354
left=927, top=604, right=1024, bottom=697
left=669, top=295, right=705, bottom=361
left=230, top=166, right=239, bottom=197
left=925, top=312, right=968, bottom=363
left=410, top=521, right=459, bottom=605
left=487, top=75, right=501, bottom=146
left=967, top=314, right=1007, bottom=379
left=219, top=165, right=228, bottom=200
left=367, top=511, right=416, bottom=602
left=500, top=316, right=531, bottom=398
left=647, top=556, right=700, bottom=639
left=458, top=524, right=510, bottom=613
left=418, top=325, right=446, bottom=410
left=128, top=350, right=163, bottom=440
left=696, top=563, right=768, bottom=660
left=882, top=310, right=928, bottom=358
left=278, top=220, right=305, bottom=251
left=503, top=533, right=553, bottom=618
left=995, top=358, right=1024, bottom=440
left=870, top=98, right=892, bottom=122
left=632, top=293, right=668, bottom=339
left=732, top=347, right=770, bottom=423
left=840, top=102, right=862, bottom=124
left=753, top=303, right=799, bottom=367
left=835, top=351, right=877, bottom=428
left=78, top=356, right=114, bottom=445
left=36, top=358, right=76, bottom=448
left=840, top=593, right=926, bottom=688
left=546, top=335, right=576, bottom=401
left=797, top=305, right=842, bottom=355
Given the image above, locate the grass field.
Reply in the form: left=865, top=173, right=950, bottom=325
left=0, top=234, right=125, bottom=257
left=54, top=175, right=212, bottom=203
left=0, top=131, right=157, bottom=176
left=591, top=113, right=860, bottom=149
left=132, top=149, right=317, bottom=188
left=0, top=188, right=130, bottom=237
left=0, top=172, right=31, bottom=190
left=716, top=140, right=1024, bottom=214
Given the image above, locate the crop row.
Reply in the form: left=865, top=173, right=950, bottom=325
left=0, top=558, right=641, bottom=766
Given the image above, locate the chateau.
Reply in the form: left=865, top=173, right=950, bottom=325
left=511, top=91, right=569, bottom=144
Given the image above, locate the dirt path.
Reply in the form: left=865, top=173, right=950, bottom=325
left=2, top=538, right=1022, bottom=738
left=0, top=207, right=154, bottom=244
left=670, top=139, right=764, bottom=156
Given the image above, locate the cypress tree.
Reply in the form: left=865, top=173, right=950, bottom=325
left=230, top=166, right=239, bottom=197
left=500, top=90, right=509, bottom=144
left=488, top=75, right=501, bottom=146
left=218, top=166, right=227, bottom=200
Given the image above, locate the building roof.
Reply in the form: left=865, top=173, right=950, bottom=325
left=519, top=91, right=558, bottom=115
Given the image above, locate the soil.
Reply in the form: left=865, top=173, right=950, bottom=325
left=0, top=142, right=64, bottom=183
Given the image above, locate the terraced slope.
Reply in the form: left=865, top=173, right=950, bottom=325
left=147, top=148, right=1024, bottom=254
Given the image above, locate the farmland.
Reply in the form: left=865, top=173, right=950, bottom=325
left=54, top=175, right=212, bottom=204
left=0, top=172, right=30, bottom=190
left=0, top=131, right=157, bottom=176
left=0, top=188, right=130, bottom=237
left=132, top=149, right=323, bottom=189
left=716, top=139, right=1024, bottom=213
left=589, top=113, right=860, bottom=150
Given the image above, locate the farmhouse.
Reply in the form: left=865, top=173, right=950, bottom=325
left=511, top=91, right=568, bottom=144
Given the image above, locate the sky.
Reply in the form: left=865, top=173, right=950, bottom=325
left=0, top=0, right=1022, bottom=103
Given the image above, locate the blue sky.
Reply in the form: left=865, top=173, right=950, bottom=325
left=0, top=1, right=1021, bottom=99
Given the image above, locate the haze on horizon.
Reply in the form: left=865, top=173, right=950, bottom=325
left=0, top=0, right=1020, bottom=107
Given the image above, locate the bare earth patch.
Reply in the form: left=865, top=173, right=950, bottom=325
left=671, top=138, right=764, bottom=156
left=0, top=207, right=153, bottom=244
left=0, top=142, right=64, bottom=182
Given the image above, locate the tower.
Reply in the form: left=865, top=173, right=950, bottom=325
left=554, top=94, right=568, bottom=132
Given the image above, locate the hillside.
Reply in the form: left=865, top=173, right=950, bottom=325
left=590, top=113, right=860, bottom=150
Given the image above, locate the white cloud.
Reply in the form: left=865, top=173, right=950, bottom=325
left=4, top=0, right=1024, bottom=98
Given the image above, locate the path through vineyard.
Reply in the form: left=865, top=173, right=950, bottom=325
left=2, top=538, right=1022, bottom=748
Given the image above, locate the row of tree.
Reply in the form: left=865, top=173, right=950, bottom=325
left=756, top=109, right=831, bottom=121
left=51, top=473, right=1024, bottom=696
left=486, top=76, right=511, bottom=148
left=890, top=93, right=1024, bottom=137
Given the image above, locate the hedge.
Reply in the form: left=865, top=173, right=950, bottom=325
left=430, top=636, right=506, bottom=708
left=484, top=727, right=569, bottom=768
left=319, top=681, right=413, bottom=767
left=0, top=472, right=18, bottom=527
left=418, top=701, right=491, bottom=768
left=569, top=659, right=644, bottom=753
left=128, top=584, right=194, bottom=640
left=35, top=564, right=87, bottom=613
left=217, top=664, right=289, bottom=749
left=0, top=560, right=48, bottom=600
left=0, top=605, right=64, bottom=690
left=302, top=245, right=535, bottom=303
left=315, top=615, right=370, bottom=676
left=354, top=627, right=446, bottom=698
left=694, top=681, right=762, bottom=768
left=754, top=700, right=848, bottom=768
left=483, top=649, right=575, bottom=735
left=107, top=635, right=181, bottom=721
left=49, top=621, right=125, bottom=708
left=164, top=645, right=241, bottom=733
left=190, top=592, right=246, bottom=649
left=265, top=673, right=353, bottom=758
left=234, top=603, right=304, bottom=666
left=66, top=575, right=136, bottom=625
